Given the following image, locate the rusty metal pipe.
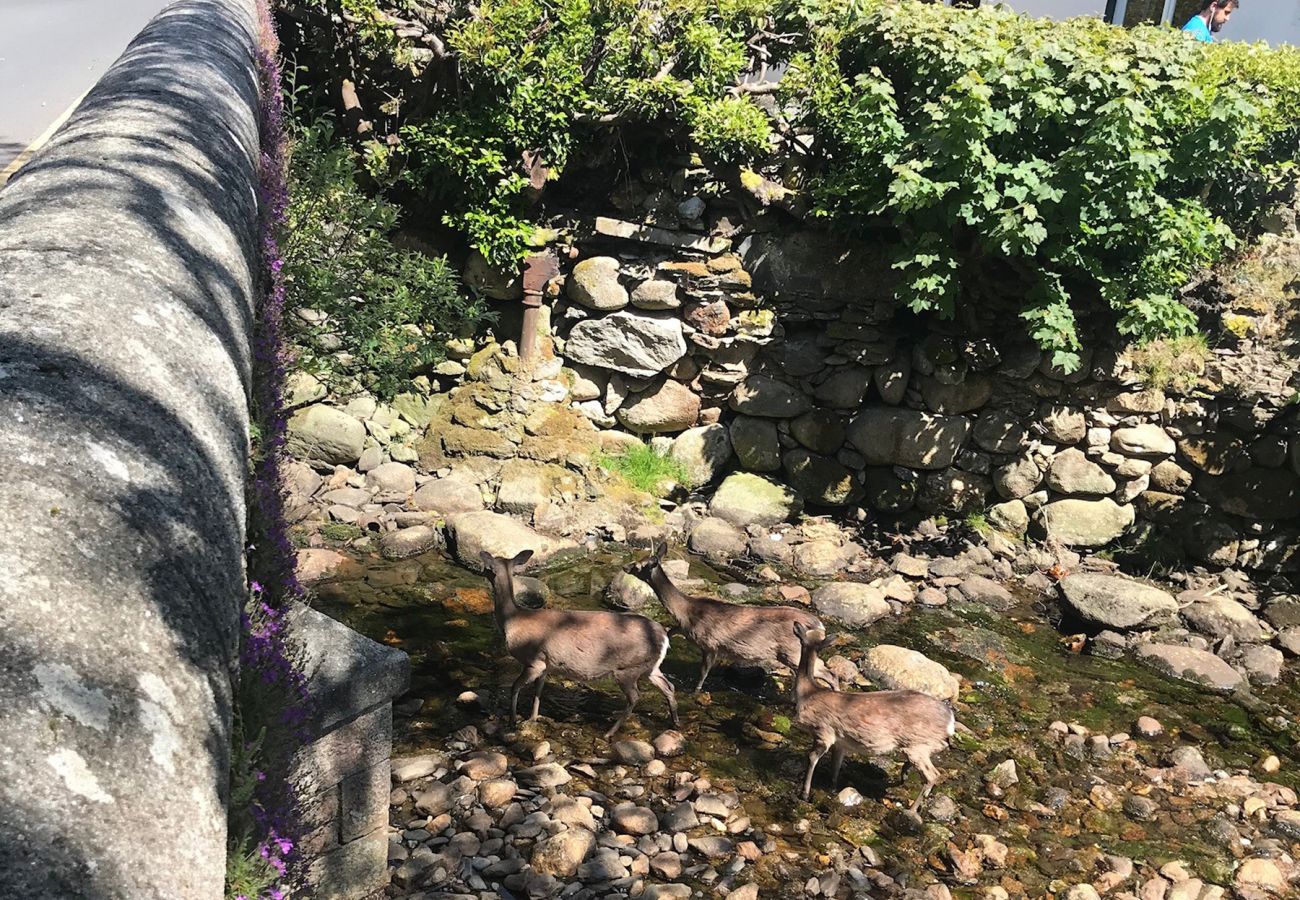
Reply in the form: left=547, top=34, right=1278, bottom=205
left=520, top=250, right=558, bottom=363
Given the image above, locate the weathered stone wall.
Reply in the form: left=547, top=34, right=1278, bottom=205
left=0, top=0, right=261, bottom=896
left=293, top=604, right=410, bottom=900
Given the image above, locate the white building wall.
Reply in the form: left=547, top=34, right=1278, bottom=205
left=996, top=0, right=1300, bottom=47
left=997, top=0, right=1108, bottom=19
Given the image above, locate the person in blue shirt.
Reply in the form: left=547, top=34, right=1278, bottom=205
left=1182, top=0, right=1237, bottom=42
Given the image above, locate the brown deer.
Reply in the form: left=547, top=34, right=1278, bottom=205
left=624, top=544, right=833, bottom=693
left=480, top=550, right=680, bottom=739
left=792, top=622, right=955, bottom=811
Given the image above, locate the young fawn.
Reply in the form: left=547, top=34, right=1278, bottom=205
left=792, top=622, right=955, bottom=811
left=480, top=550, right=680, bottom=739
left=624, top=543, right=832, bottom=693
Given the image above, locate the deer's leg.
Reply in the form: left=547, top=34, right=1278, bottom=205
left=529, top=673, right=548, bottom=721
left=605, top=674, right=641, bottom=740
left=904, top=747, right=941, bottom=815
left=648, top=668, right=680, bottom=728
left=695, top=650, right=718, bottom=693
left=830, top=744, right=847, bottom=791
left=802, top=732, right=834, bottom=801
left=510, top=659, right=546, bottom=726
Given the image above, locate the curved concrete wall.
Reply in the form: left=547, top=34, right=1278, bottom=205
left=0, top=0, right=260, bottom=896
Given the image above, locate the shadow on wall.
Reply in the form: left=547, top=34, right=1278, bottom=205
left=0, top=0, right=263, bottom=896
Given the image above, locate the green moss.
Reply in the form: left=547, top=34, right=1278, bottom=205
left=320, top=522, right=364, bottom=542
left=596, top=443, right=688, bottom=498
left=770, top=714, right=793, bottom=736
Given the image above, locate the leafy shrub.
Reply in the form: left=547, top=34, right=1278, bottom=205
left=282, top=119, right=490, bottom=398
left=597, top=443, right=688, bottom=497
left=279, top=0, right=1300, bottom=367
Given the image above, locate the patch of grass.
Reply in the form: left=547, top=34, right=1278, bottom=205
left=1127, top=334, right=1209, bottom=392
left=769, top=714, right=793, bottom=736
left=320, top=522, right=364, bottom=542
left=596, top=444, right=688, bottom=498
left=963, top=511, right=991, bottom=535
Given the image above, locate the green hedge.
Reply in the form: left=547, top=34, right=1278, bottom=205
left=279, top=0, right=1300, bottom=370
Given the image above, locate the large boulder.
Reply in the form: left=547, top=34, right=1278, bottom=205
left=860, top=645, right=960, bottom=700
left=1134, top=644, right=1244, bottom=692
left=366, top=461, right=416, bottom=494
left=1199, top=468, right=1300, bottom=520
left=1181, top=595, right=1270, bottom=643
left=814, top=366, right=873, bottom=409
left=783, top=450, right=863, bottom=507
left=729, top=416, right=781, bottom=471
left=1037, top=498, right=1134, bottom=547
left=287, top=404, right=366, bottom=466
left=565, top=311, right=687, bottom=377
left=728, top=375, right=813, bottom=418
left=973, top=409, right=1026, bottom=454
left=447, top=510, right=572, bottom=570
left=811, top=583, right=890, bottom=627
left=791, top=410, right=846, bottom=455
left=709, top=473, right=803, bottom=526
left=669, top=425, right=733, bottom=487
left=567, top=256, right=628, bottom=310
left=847, top=408, right=971, bottom=470
left=1047, top=448, right=1116, bottom=496
left=413, top=475, right=485, bottom=514
left=616, top=379, right=700, bottom=434
left=1059, top=573, right=1178, bottom=630
left=994, top=455, right=1043, bottom=499
left=1111, top=425, right=1175, bottom=458
left=920, top=375, right=992, bottom=415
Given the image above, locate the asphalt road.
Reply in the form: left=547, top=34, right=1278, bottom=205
left=0, top=0, right=172, bottom=170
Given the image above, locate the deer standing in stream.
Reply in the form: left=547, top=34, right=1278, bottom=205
left=624, top=543, right=833, bottom=693
left=792, top=621, right=956, bottom=811
left=480, top=549, right=680, bottom=739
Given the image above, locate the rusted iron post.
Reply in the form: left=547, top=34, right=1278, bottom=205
left=520, top=249, right=558, bottom=363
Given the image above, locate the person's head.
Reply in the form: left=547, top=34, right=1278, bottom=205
left=1201, top=0, right=1237, bottom=32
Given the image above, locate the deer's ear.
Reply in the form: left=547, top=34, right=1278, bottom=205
left=653, top=542, right=667, bottom=562
left=793, top=622, right=807, bottom=640
left=510, top=548, right=535, bottom=568
left=479, top=550, right=496, bottom=567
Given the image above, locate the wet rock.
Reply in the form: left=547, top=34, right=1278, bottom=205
left=688, top=516, right=748, bottom=559
left=710, top=473, right=803, bottom=526
left=380, top=525, right=440, bottom=560
left=958, top=575, right=1016, bottom=610
left=860, top=645, right=960, bottom=700
left=610, top=802, right=659, bottom=836
left=287, top=404, right=366, bottom=465
left=688, top=835, right=734, bottom=859
left=1181, top=595, right=1269, bottom=643
left=1059, top=573, right=1177, bottom=630
left=1048, top=448, right=1116, bottom=496
left=478, top=778, right=518, bottom=809
left=566, top=311, right=687, bottom=377
left=669, top=424, right=732, bottom=486
left=530, top=827, right=596, bottom=877
left=729, top=375, right=813, bottom=418
left=653, top=730, right=686, bottom=757
left=607, top=571, right=656, bottom=610
left=729, top=416, right=781, bottom=471
left=392, top=754, right=444, bottom=783
left=458, top=751, right=509, bottom=780
left=811, top=583, right=890, bottom=627
left=1136, top=644, right=1244, bottom=692
left=413, top=475, right=484, bottom=514
left=616, top=379, right=701, bottom=434
left=1239, top=644, right=1284, bottom=685
left=1037, top=497, right=1134, bottom=547
left=1111, top=425, right=1176, bottom=458
left=848, top=408, right=971, bottom=470
left=446, top=510, right=571, bottom=570
left=661, top=801, right=700, bottom=832
left=612, top=739, right=656, bottom=765
left=296, top=548, right=362, bottom=584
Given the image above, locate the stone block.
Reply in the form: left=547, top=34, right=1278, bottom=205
left=341, top=760, right=391, bottom=843
left=291, top=705, right=392, bottom=796
left=302, top=828, right=389, bottom=900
